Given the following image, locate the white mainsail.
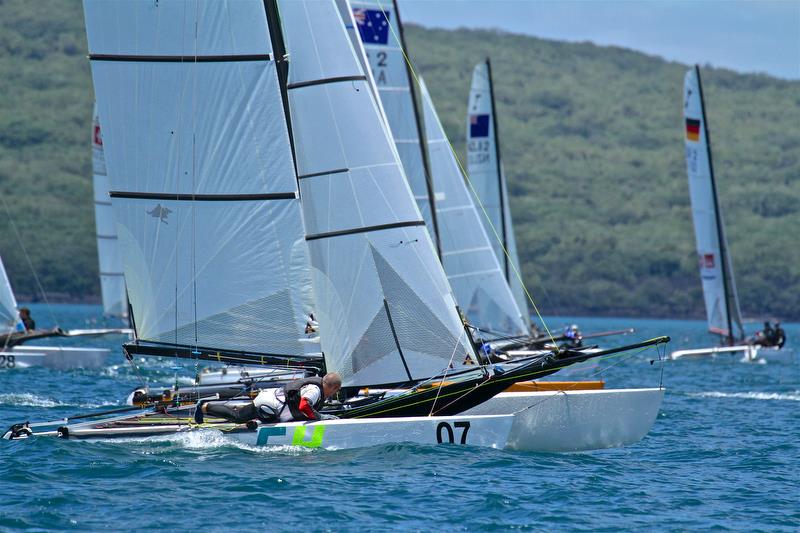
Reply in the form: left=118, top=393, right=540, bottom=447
left=419, top=78, right=527, bottom=337
left=92, top=105, right=128, bottom=319
left=84, top=0, right=316, bottom=356
left=466, top=61, right=530, bottom=327
left=348, top=0, right=439, bottom=250
left=0, top=256, right=22, bottom=335
left=279, top=0, right=477, bottom=386
left=683, top=66, right=744, bottom=342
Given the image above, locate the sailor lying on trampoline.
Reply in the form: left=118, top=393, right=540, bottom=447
left=194, top=373, right=342, bottom=424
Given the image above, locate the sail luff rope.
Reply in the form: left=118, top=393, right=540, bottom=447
left=374, top=0, right=557, bottom=348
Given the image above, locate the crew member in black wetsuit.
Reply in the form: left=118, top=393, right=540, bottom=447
left=194, top=373, right=342, bottom=424
left=774, top=322, right=786, bottom=348
left=19, top=308, right=35, bottom=332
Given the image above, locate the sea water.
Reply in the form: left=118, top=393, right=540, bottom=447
left=0, top=305, right=797, bottom=531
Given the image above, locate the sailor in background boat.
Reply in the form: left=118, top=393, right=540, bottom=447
left=194, top=373, right=342, bottom=424
left=563, top=324, right=583, bottom=348
left=18, top=307, right=35, bottom=332
left=748, top=321, right=786, bottom=348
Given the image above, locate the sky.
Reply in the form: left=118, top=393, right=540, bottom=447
left=399, top=0, right=800, bottom=80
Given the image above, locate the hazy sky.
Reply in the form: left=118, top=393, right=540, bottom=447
left=399, top=0, right=800, bottom=80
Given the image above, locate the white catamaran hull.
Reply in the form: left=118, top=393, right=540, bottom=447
left=1, top=345, right=110, bottom=370
left=464, top=388, right=664, bottom=452
left=233, top=414, right=514, bottom=450
left=670, top=345, right=791, bottom=362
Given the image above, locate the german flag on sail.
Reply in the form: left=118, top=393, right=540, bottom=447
left=685, top=118, right=701, bottom=142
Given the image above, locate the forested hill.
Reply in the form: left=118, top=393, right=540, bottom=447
left=1, top=1, right=798, bottom=320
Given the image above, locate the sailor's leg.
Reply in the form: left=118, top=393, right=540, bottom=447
left=202, top=401, right=258, bottom=423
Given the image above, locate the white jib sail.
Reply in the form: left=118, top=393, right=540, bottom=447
left=348, top=0, right=438, bottom=246
left=279, top=0, right=477, bottom=386
left=683, top=66, right=744, bottom=340
left=84, top=0, right=316, bottom=356
left=467, top=61, right=530, bottom=327
left=92, top=105, right=128, bottom=319
left=0, top=256, right=22, bottom=335
left=419, top=78, right=527, bottom=337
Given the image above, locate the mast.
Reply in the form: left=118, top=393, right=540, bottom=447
left=695, top=66, right=734, bottom=345
left=486, top=58, right=509, bottom=279
left=392, top=0, right=441, bottom=257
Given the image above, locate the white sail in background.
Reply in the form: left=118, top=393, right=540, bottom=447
left=92, top=106, right=128, bottom=319
left=279, top=0, right=476, bottom=386
left=348, top=0, right=439, bottom=248
left=0, top=256, right=22, bottom=335
left=467, top=61, right=530, bottom=327
left=419, top=78, right=527, bottom=337
left=683, top=66, right=744, bottom=341
left=84, top=0, right=316, bottom=355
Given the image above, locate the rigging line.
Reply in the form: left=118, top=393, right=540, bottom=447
left=0, top=195, right=59, bottom=328
left=428, top=327, right=467, bottom=416
left=373, top=0, right=557, bottom=349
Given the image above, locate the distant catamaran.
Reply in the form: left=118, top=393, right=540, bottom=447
left=671, top=65, right=784, bottom=361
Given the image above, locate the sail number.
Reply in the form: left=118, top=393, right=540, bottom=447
left=436, top=421, right=470, bottom=444
left=0, top=354, right=16, bottom=368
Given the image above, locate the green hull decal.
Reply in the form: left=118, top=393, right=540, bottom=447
left=292, top=425, right=326, bottom=448
left=256, top=426, right=287, bottom=445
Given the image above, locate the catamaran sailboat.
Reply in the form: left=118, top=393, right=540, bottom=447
left=670, top=66, right=788, bottom=362
left=4, top=0, right=669, bottom=451
left=0, top=256, right=116, bottom=369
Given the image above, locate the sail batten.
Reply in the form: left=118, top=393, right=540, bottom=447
left=683, top=66, right=744, bottom=342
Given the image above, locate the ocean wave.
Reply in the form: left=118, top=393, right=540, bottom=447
left=108, top=428, right=313, bottom=454
left=688, top=391, right=800, bottom=402
left=0, top=393, right=112, bottom=409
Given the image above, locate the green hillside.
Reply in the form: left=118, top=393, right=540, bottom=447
left=1, top=0, right=798, bottom=320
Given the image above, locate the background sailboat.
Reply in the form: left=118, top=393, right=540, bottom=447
left=91, top=106, right=130, bottom=325
left=0, top=254, right=110, bottom=369
left=671, top=66, right=786, bottom=361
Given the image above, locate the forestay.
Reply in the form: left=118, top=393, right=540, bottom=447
left=279, top=0, right=477, bottom=386
left=683, top=66, right=744, bottom=341
left=348, top=0, right=438, bottom=247
left=466, top=61, right=529, bottom=327
left=84, top=0, right=316, bottom=356
left=92, top=106, right=128, bottom=319
left=0, top=256, right=22, bottom=335
left=419, top=78, right=527, bottom=337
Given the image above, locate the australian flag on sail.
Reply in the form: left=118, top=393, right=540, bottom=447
left=353, top=8, right=390, bottom=45
left=470, top=114, right=490, bottom=138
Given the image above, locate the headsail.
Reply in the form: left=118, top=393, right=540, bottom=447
left=84, top=0, right=316, bottom=357
left=683, top=66, right=744, bottom=342
left=92, top=105, right=128, bottom=320
left=419, top=78, right=527, bottom=337
left=348, top=0, right=440, bottom=251
left=278, top=0, right=477, bottom=386
left=0, top=256, right=22, bottom=335
left=467, top=60, right=530, bottom=327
